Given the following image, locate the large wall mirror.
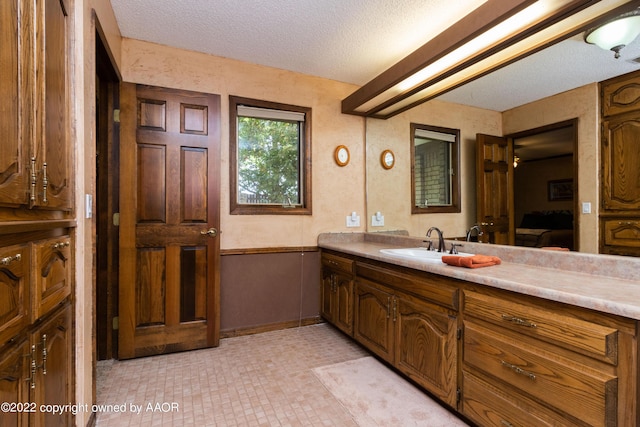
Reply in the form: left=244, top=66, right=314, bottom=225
left=411, top=123, right=460, bottom=214
left=366, top=30, right=640, bottom=253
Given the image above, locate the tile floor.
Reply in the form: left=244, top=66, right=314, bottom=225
left=95, top=323, right=459, bottom=426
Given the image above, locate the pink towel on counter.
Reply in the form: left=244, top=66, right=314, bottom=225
left=441, top=254, right=501, bottom=268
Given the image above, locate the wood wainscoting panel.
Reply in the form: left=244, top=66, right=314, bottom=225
left=220, top=250, right=320, bottom=334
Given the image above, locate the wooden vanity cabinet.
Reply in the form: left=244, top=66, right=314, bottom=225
left=461, top=285, right=637, bottom=427
left=0, top=303, right=72, bottom=427
left=354, top=262, right=460, bottom=408
left=321, top=252, right=355, bottom=336
left=600, top=70, right=640, bottom=256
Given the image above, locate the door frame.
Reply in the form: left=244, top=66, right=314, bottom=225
left=507, top=119, right=579, bottom=250
left=95, top=16, right=121, bottom=361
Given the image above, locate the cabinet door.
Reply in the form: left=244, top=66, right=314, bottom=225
left=0, top=0, right=33, bottom=207
left=602, top=114, right=640, bottom=211
left=395, top=296, right=458, bottom=407
left=32, top=303, right=72, bottom=427
left=333, top=272, right=353, bottom=336
left=354, top=280, right=394, bottom=362
left=33, top=0, right=71, bottom=210
left=0, top=340, right=30, bottom=427
left=0, top=244, right=29, bottom=346
left=32, top=237, right=71, bottom=322
left=320, top=266, right=334, bottom=322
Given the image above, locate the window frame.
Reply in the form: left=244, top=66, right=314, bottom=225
left=410, top=123, right=461, bottom=214
left=229, top=96, right=312, bottom=215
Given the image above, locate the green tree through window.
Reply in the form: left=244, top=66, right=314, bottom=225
left=237, top=117, right=300, bottom=204
left=229, top=96, right=312, bottom=215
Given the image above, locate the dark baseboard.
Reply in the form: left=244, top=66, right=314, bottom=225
left=220, top=316, right=323, bottom=339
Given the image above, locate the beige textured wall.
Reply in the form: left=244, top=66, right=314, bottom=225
left=366, top=99, right=502, bottom=238
left=503, top=84, right=600, bottom=252
left=120, top=39, right=366, bottom=249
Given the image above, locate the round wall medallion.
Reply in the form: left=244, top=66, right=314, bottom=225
left=334, top=145, right=350, bottom=166
left=381, top=149, right=395, bottom=169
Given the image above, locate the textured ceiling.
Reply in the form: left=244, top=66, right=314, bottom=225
left=110, top=0, right=640, bottom=112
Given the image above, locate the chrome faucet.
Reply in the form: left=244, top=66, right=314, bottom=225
left=466, top=225, right=483, bottom=242
left=426, top=227, right=446, bottom=252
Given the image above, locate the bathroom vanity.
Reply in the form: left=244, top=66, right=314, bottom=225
left=318, top=232, right=640, bottom=427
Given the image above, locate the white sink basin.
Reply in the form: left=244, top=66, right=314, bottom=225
left=380, top=247, right=474, bottom=263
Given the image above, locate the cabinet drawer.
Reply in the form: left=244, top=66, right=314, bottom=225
left=462, top=371, right=582, bottom=427
left=464, top=290, right=618, bottom=364
left=464, top=321, right=617, bottom=427
left=32, top=236, right=72, bottom=321
left=0, top=244, right=29, bottom=345
left=602, top=73, right=640, bottom=117
left=602, top=218, right=640, bottom=248
left=356, top=262, right=459, bottom=310
left=321, top=253, right=353, bottom=275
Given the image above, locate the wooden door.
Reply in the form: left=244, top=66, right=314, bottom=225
left=395, top=296, right=458, bottom=407
left=354, top=279, right=395, bottom=363
left=0, top=340, right=30, bottom=427
left=602, top=114, right=640, bottom=211
left=334, top=272, right=353, bottom=335
left=320, top=266, right=334, bottom=322
left=476, top=134, right=514, bottom=245
left=119, top=84, right=221, bottom=359
left=32, top=304, right=72, bottom=427
left=33, top=0, right=71, bottom=210
left=0, top=0, right=32, bottom=207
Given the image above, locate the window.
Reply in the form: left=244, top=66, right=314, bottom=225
left=230, top=96, right=312, bottom=214
left=411, top=123, right=460, bottom=214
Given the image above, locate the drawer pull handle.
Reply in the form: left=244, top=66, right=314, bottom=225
left=501, top=314, right=536, bottom=328
left=1, top=253, right=21, bottom=265
left=52, top=241, right=70, bottom=249
left=501, top=360, right=536, bottom=381
left=501, top=421, right=514, bottom=427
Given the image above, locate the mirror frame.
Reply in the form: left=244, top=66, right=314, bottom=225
left=410, top=123, right=461, bottom=214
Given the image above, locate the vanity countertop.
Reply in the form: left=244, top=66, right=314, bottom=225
left=318, top=232, right=640, bottom=320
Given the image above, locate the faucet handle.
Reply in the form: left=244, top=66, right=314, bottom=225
left=449, top=243, right=463, bottom=254
left=423, top=239, right=434, bottom=251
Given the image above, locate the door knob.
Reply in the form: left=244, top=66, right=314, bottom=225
left=200, top=228, right=218, bottom=237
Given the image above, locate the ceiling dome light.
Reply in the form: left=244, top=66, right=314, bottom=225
left=584, top=9, right=640, bottom=58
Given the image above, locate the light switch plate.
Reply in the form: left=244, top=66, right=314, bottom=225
left=581, top=202, right=591, bottom=214
left=371, top=214, right=384, bottom=227
left=346, top=215, right=360, bottom=227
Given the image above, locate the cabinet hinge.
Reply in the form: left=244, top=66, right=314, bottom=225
left=113, top=213, right=120, bottom=226
left=457, top=328, right=462, bottom=340
left=112, top=316, right=119, bottom=330
left=113, top=109, right=120, bottom=123
left=456, top=388, right=461, bottom=404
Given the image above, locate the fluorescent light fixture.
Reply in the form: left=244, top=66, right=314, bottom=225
left=342, top=0, right=637, bottom=119
left=584, top=8, right=640, bottom=58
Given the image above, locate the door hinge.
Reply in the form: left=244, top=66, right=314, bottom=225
left=113, top=212, right=120, bottom=226
left=113, top=109, right=120, bottom=123
left=112, top=316, right=119, bottom=330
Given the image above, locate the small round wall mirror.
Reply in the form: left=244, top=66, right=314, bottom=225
left=334, top=145, right=350, bottom=166
left=381, top=149, right=395, bottom=169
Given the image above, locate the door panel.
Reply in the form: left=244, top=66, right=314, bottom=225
left=476, top=134, right=514, bottom=245
left=119, top=83, right=221, bottom=359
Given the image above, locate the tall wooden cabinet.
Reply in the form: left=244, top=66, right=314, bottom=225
left=0, top=1, right=75, bottom=426
left=600, top=70, right=640, bottom=256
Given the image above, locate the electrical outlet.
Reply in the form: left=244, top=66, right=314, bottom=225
left=582, top=202, right=591, bottom=214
